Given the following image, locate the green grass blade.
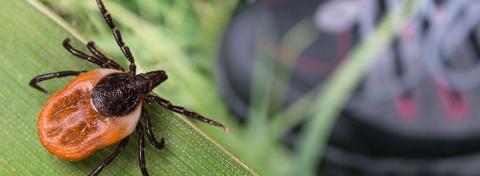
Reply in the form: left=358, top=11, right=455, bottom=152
left=0, top=0, right=255, bottom=175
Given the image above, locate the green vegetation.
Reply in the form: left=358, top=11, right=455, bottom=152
left=0, top=0, right=423, bottom=175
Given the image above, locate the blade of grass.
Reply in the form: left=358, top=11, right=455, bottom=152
left=294, top=1, right=425, bottom=175
left=0, top=0, right=256, bottom=175
left=249, top=19, right=319, bottom=133
left=244, top=18, right=319, bottom=174
left=262, top=19, right=320, bottom=132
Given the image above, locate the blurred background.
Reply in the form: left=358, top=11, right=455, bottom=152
left=40, top=0, right=480, bottom=175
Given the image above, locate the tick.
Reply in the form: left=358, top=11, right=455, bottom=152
left=29, top=0, right=228, bottom=175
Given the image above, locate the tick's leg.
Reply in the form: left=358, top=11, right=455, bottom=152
left=29, top=71, right=86, bottom=93
left=142, top=107, right=166, bottom=150
left=96, top=0, right=136, bottom=74
left=63, top=39, right=110, bottom=68
left=89, top=137, right=129, bottom=176
left=87, top=41, right=124, bottom=71
left=136, top=123, right=149, bottom=176
left=145, top=95, right=229, bottom=133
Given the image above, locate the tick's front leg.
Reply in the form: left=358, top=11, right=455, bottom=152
left=142, top=107, right=166, bottom=150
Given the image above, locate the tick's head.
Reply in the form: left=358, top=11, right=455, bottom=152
left=136, top=70, right=168, bottom=93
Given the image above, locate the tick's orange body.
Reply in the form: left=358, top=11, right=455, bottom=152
left=38, top=69, right=142, bottom=160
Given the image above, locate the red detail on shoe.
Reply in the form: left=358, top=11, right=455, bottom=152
left=434, top=78, right=469, bottom=120
left=394, top=93, right=418, bottom=120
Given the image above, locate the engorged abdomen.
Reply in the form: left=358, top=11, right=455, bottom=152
left=38, top=69, right=142, bottom=160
